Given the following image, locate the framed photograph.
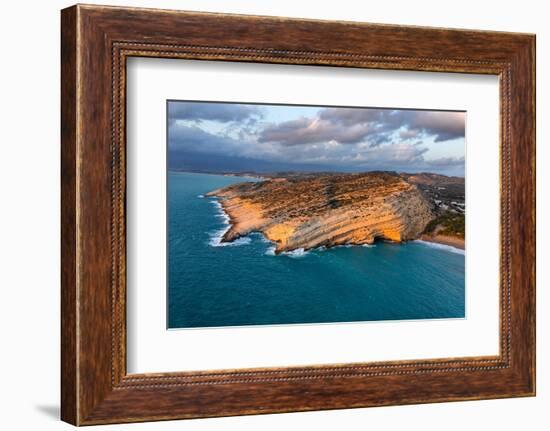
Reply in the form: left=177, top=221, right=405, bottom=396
left=61, top=4, right=536, bottom=425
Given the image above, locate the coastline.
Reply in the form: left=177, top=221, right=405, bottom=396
left=202, top=172, right=464, bottom=255
left=207, top=172, right=436, bottom=253
left=419, top=234, right=465, bottom=250
left=212, top=195, right=466, bottom=255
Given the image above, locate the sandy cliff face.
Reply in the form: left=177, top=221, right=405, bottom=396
left=207, top=172, right=435, bottom=253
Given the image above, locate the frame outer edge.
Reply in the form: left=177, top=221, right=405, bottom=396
left=61, top=5, right=79, bottom=426
left=61, top=4, right=536, bottom=425
left=531, top=34, right=536, bottom=396
left=526, top=35, right=536, bottom=395
left=506, top=34, right=536, bottom=396
left=523, top=34, right=536, bottom=395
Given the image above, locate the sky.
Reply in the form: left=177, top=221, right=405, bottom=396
left=167, top=101, right=466, bottom=177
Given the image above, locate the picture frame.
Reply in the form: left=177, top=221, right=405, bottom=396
left=60, top=4, right=535, bottom=425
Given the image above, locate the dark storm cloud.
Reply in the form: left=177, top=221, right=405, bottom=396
left=169, top=124, right=243, bottom=156
left=259, top=108, right=465, bottom=146
left=168, top=101, right=263, bottom=123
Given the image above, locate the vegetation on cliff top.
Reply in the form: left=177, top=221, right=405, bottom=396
left=423, top=212, right=465, bottom=239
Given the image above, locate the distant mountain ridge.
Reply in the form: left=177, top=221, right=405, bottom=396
left=168, top=150, right=465, bottom=177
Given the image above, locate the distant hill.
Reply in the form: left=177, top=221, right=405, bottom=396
left=168, top=151, right=465, bottom=177
left=168, top=151, right=338, bottom=174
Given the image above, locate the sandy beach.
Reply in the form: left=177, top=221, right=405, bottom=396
left=419, top=234, right=465, bottom=250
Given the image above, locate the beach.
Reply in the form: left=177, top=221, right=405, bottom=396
left=420, top=234, right=465, bottom=250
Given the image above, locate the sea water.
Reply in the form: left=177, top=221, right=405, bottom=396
left=168, top=171, right=465, bottom=329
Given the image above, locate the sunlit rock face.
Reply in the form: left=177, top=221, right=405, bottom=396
left=206, top=172, right=435, bottom=254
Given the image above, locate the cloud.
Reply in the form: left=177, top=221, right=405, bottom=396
left=408, top=111, right=465, bottom=142
left=168, top=102, right=465, bottom=176
left=344, top=143, right=430, bottom=168
left=319, top=107, right=386, bottom=125
left=169, top=121, right=279, bottom=161
left=168, top=101, right=263, bottom=123
left=169, top=124, right=244, bottom=156
left=258, top=108, right=465, bottom=147
left=425, top=156, right=465, bottom=167
left=258, top=117, right=372, bottom=146
left=399, top=129, right=420, bottom=140
left=320, top=108, right=465, bottom=143
left=169, top=121, right=435, bottom=170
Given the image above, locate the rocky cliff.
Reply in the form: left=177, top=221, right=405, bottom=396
left=207, top=172, right=436, bottom=253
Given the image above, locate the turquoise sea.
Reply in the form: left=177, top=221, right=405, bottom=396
left=168, top=171, right=465, bottom=329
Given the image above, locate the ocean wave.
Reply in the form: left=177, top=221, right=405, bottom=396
left=208, top=227, right=229, bottom=247
left=264, top=246, right=309, bottom=258
left=265, top=246, right=276, bottom=256
left=327, top=244, right=354, bottom=250
left=210, top=200, right=230, bottom=223
left=414, top=240, right=465, bottom=255
left=266, top=243, right=378, bottom=256
left=208, top=227, right=251, bottom=247
left=282, top=248, right=309, bottom=258
left=207, top=199, right=251, bottom=247
left=197, top=194, right=204, bottom=198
